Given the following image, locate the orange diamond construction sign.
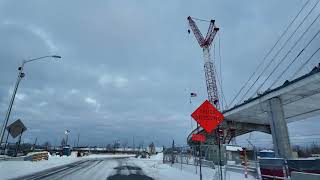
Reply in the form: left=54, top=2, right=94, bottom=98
left=191, top=100, right=224, bottom=133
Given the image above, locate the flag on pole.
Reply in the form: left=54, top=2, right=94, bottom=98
left=190, top=92, right=197, bottom=97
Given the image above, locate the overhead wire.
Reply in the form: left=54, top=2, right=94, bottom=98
left=238, top=0, right=319, bottom=103
left=228, top=0, right=311, bottom=107
left=254, top=9, right=320, bottom=93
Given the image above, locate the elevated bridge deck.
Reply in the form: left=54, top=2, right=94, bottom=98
left=188, top=65, right=320, bottom=146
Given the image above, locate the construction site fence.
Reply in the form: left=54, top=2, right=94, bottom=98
left=162, top=145, right=216, bottom=168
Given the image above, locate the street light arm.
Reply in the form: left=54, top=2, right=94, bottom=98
left=0, top=54, right=61, bottom=147
left=23, top=55, right=61, bottom=64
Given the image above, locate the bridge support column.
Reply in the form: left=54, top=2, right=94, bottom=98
left=268, top=97, right=292, bottom=159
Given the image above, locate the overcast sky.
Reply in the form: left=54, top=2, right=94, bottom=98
left=0, top=0, right=319, bottom=147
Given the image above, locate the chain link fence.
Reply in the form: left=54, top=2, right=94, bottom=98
left=163, top=145, right=219, bottom=168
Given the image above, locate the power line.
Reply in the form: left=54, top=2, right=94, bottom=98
left=237, top=0, right=319, bottom=104
left=228, top=0, right=311, bottom=107
left=254, top=11, right=320, bottom=93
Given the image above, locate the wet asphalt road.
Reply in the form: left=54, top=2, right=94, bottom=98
left=11, top=157, right=154, bottom=180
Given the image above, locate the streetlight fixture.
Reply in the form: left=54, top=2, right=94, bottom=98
left=0, top=55, right=62, bottom=146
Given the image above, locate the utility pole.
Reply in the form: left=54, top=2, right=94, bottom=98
left=217, top=127, right=223, bottom=180
left=198, top=123, right=203, bottom=180
left=65, top=130, right=70, bottom=146
left=32, top=137, right=37, bottom=152
left=77, top=133, right=80, bottom=147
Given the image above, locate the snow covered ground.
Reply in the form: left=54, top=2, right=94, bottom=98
left=134, top=153, right=257, bottom=180
left=0, top=153, right=134, bottom=179
left=0, top=152, right=257, bottom=180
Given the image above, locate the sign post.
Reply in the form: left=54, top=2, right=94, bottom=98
left=191, top=100, right=224, bottom=134
left=191, top=100, right=224, bottom=180
left=5, top=119, right=27, bottom=156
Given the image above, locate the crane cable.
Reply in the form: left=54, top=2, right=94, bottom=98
left=254, top=9, right=320, bottom=94
left=218, top=33, right=228, bottom=109
left=228, top=0, right=311, bottom=107
left=191, top=17, right=211, bottom=23
left=212, top=34, right=228, bottom=111
left=237, top=0, right=319, bottom=104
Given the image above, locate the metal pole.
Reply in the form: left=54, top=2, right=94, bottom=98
left=32, top=137, right=37, bottom=152
left=218, top=127, right=223, bottom=180
left=194, top=146, right=198, bottom=174
left=77, top=133, right=80, bottom=147
left=3, top=128, right=10, bottom=155
left=15, top=130, right=23, bottom=157
left=180, top=148, right=183, bottom=170
left=66, top=133, right=68, bottom=146
left=171, top=139, right=175, bottom=166
left=199, top=142, right=203, bottom=180
left=197, top=123, right=202, bottom=180
left=0, top=62, right=24, bottom=146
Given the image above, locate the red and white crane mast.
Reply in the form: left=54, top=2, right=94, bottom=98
left=187, top=16, right=220, bottom=110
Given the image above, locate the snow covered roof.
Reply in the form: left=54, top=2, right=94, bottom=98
left=259, top=150, right=274, bottom=153
left=226, top=146, right=242, bottom=151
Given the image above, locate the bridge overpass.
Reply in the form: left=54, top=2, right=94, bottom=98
left=188, top=64, right=320, bottom=159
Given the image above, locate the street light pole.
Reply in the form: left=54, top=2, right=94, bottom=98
left=0, top=62, right=25, bottom=146
left=0, top=55, right=61, bottom=147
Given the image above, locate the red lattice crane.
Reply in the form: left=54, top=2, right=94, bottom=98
left=187, top=16, right=220, bottom=110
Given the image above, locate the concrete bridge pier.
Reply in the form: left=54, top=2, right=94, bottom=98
left=268, top=97, right=293, bottom=159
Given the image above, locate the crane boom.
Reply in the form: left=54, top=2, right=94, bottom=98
left=187, top=16, right=220, bottom=109
left=187, top=16, right=205, bottom=47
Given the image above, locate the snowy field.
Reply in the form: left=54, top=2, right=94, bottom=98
left=0, top=153, right=256, bottom=180
left=0, top=153, right=134, bottom=179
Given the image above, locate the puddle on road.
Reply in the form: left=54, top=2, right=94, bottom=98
left=114, top=166, right=142, bottom=171
left=108, top=165, right=154, bottom=180
left=107, top=174, right=154, bottom=180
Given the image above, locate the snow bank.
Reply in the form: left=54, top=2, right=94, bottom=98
left=0, top=155, right=79, bottom=179
left=0, top=153, right=134, bottom=179
left=226, top=145, right=243, bottom=151
left=128, top=153, right=257, bottom=180
left=149, top=153, right=163, bottom=161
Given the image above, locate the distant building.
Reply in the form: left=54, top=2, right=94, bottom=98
left=225, top=145, right=243, bottom=164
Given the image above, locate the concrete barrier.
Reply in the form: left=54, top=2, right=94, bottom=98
left=291, top=171, right=320, bottom=180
